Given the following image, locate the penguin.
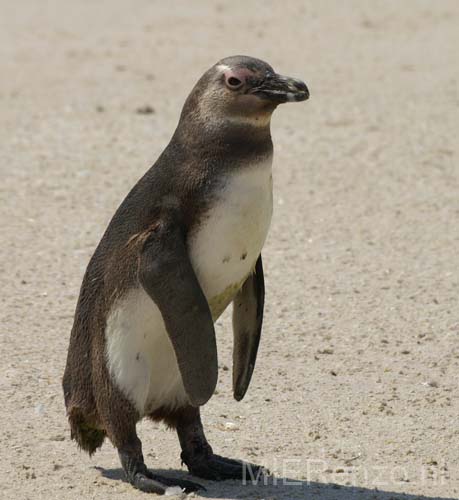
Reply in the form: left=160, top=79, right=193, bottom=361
left=63, top=55, right=309, bottom=495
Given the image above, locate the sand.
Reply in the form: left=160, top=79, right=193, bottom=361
left=1, top=1, right=458, bottom=499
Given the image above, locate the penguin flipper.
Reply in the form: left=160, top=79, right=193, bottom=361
left=138, top=217, right=218, bottom=407
left=232, top=255, right=265, bottom=401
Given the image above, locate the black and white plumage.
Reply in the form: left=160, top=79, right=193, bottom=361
left=63, top=55, right=308, bottom=495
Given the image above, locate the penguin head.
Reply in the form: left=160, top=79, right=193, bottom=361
left=179, top=55, right=309, bottom=130
left=216, top=55, right=309, bottom=104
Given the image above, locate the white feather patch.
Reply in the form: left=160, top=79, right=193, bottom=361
left=216, top=63, right=231, bottom=73
left=188, top=159, right=273, bottom=303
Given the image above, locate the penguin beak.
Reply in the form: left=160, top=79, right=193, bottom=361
left=250, top=73, right=309, bottom=103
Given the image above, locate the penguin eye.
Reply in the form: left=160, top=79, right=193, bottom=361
left=226, top=76, right=243, bottom=90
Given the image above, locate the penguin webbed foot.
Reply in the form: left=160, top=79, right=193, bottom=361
left=119, top=450, right=204, bottom=494
left=176, top=406, right=268, bottom=482
left=133, top=470, right=204, bottom=495
left=182, top=451, right=268, bottom=482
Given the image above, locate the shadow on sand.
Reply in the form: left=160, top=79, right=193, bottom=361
left=95, top=466, right=455, bottom=500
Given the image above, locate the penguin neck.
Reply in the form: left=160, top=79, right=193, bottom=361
left=173, top=112, right=273, bottom=158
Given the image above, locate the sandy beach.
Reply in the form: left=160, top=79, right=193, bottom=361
left=1, top=1, right=458, bottom=499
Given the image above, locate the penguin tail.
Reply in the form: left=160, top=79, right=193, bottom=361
left=63, top=361, right=106, bottom=455
left=67, top=407, right=106, bottom=456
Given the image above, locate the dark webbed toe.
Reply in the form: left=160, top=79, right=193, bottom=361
left=131, top=472, right=170, bottom=494
left=129, top=470, right=203, bottom=494
left=183, top=452, right=268, bottom=482
left=145, top=470, right=204, bottom=493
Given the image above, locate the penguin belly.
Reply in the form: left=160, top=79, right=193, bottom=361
left=105, top=289, right=189, bottom=415
left=105, top=161, right=273, bottom=416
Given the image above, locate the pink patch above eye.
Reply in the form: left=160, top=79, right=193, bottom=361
left=223, top=67, right=255, bottom=87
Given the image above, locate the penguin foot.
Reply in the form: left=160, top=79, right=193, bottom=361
left=137, top=470, right=205, bottom=495
left=182, top=451, right=268, bottom=482
left=176, top=406, right=267, bottom=482
left=119, top=449, right=204, bottom=494
left=132, top=470, right=204, bottom=495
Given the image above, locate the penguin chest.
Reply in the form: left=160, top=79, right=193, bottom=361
left=188, top=161, right=273, bottom=317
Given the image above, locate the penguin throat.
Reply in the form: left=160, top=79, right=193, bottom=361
left=221, top=113, right=272, bottom=128
left=179, top=111, right=273, bottom=146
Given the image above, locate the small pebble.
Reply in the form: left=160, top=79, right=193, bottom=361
left=136, top=105, right=155, bottom=115
left=35, top=403, right=45, bottom=416
left=224, top=422, right=239, bottom=431
left=50, top=435, right=66, bottom=442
